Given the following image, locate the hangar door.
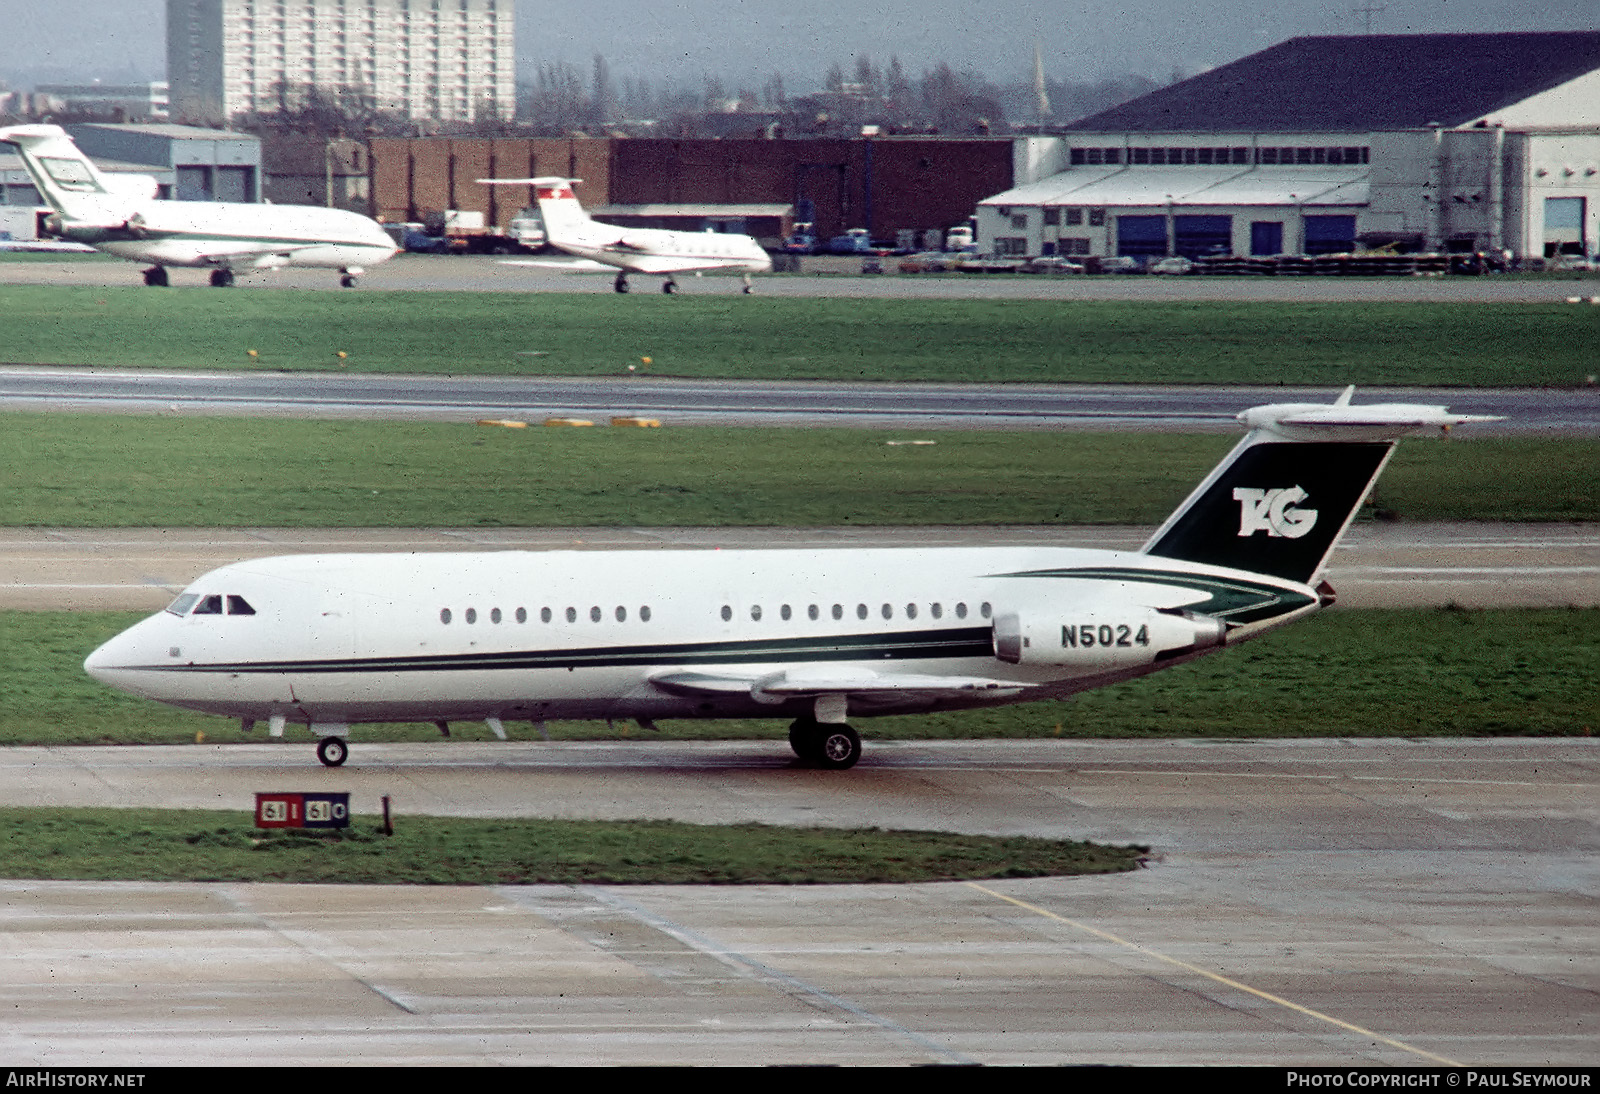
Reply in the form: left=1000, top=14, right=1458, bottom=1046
left=1117, top=215, right=1167, bottom=257
left=1174, top=215, right=1231, bottom=258
left=1544, top=197, right=1586, bottom=257
left=1304, top=215, right=1356, bottom=255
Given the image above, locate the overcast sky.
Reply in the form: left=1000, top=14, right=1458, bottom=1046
left=0, top=0, right=1593, bottom=90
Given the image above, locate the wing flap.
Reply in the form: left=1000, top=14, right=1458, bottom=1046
left=650, top=669, right=1024, bottom=703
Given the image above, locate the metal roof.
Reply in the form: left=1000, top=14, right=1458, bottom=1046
left=1067, top=32, right=1600, bottom=133
left=981, top=166, right=1369, bottom=208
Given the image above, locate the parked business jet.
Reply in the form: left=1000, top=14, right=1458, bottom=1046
left=487, top=176, right=772, bottom=294
left=84, top=388, right=1498, bottom=769
left=0, top=124, right=397, bottom=287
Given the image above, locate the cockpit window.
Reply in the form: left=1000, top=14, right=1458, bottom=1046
left=227, top=595, right=256, bottom=615
left=165, top=593, right=200, bottom=617
left=193, top=595, right=224, bottom=615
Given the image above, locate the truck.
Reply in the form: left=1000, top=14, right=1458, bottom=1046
left=403, top=208, right=544, bottom=254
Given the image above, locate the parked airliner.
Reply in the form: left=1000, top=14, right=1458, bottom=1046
left=84, top=389, right=1497, bottom=769
left=0, top=124, right=397, bottom=287
left=488, top=176, right=772, bottom=293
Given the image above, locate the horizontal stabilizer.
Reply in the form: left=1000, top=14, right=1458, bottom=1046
left=1237, top=386, right=1504, bottom=441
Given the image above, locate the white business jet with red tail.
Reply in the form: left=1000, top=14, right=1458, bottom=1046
left=486, top=176, right=772, bottom=294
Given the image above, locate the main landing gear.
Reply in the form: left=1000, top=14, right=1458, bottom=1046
left=142, top=266, right=168, bottom=287
left=788, top=718, right=862, bottom=770
left=662, top=277, right=678, bottom=294
left=339, top=266, right=364, bottom=288
left=614, top=272, right=630, bottom=293
left=315, top=737, right=349, bottom=767
left=208, top=268, right=235, bottom=288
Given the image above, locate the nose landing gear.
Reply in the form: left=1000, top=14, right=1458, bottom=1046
left=315, top=737, right=349, bottom=767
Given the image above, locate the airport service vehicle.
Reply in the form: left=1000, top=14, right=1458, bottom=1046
left=0, top=124, right=397, bottom=288
left=488, top=176, right=772, bottom=294
left=85, top=389, right=1497, bottom=770
left=827, top=228, right=874, bottom=254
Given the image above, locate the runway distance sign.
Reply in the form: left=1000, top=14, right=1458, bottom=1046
left=254, top=792, right=350, bottom=829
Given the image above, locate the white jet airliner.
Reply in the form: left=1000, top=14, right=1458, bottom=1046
left=84, top=389, right=1498, bottom=769
left=0, top=124, right=397, bottom=287
left=488, top=176, right=773, bottom=294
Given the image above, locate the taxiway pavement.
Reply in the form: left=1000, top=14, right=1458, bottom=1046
left=6, top=251, right=1600, bottom=302
left=1, top=738, right=1594, bottom=1066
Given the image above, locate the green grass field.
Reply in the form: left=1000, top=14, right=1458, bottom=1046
left=15, top=607, right=1595, bottom=747
left=2, top=414, right=1593, bottom=525
left=0, top=808, right=1142, bottom=884
left=4, top=284, right=1597, bottom=385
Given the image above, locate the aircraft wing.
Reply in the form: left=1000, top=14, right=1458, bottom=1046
left=192, top=243, right=320, bottom=269
left=614, top=254, right=750, bottom=274
left=651, top=668, right=1025, bottom=705
left=500, top=258, right=617, bottom=273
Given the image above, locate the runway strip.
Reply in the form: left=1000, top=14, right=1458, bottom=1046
left=1, top=366, right=1592, bottom=433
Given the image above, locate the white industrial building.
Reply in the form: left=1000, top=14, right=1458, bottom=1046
left=167, top=0, right=516, bottom=126
left=979, top=32, right=1600, bottom=264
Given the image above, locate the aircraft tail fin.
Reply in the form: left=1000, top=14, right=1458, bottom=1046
left=525, top=177, right=596, bottom=246
left=0, top=124, right=127, bottom=221
left=1141, top=389, right=1501, bottom=585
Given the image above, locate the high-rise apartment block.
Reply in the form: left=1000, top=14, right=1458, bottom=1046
left=168, top=0, right=515, bottom=125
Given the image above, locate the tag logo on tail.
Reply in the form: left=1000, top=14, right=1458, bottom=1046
left=1234, top=486, right=1317, bottom=539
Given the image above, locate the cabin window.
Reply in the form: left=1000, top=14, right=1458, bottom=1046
left=566, top=607, right=577, bottom=623
left=856, top=603, right=868, bottom=620
left=590, top=606, right=602, bottom=622
left=194, top=595, right=224, bottom=615
left=465, top=607, right=477, bottom=624
left=881, top=603, right=893, bottom=619
left=516, top=607, right=527, bottom=623
left=440, top=608, right=452, bottom=624
left=615, top=606, right=626, bottom=622
left=490, top=608, right=502, bottom=624
left=721, top=605, right=733, bottom=622
left=166, top=593, right=201, bottom=617
left=640, top=606, right=651, bottom=622
left=808, top=604, right=819, bottom=621
left=931, top=603, right=943, bottom=619
left=750, top=605, right=763, bottom=622
left=780, top=604, right=792, bottom=621
left=832, top=604, right=843, bottom=620
left=981, top=602, right=992, bottom=618
left=227, top=595, right=256, bottom=615
left=956, top=603, right=968, bottom=619
left=541, top=607, right=552, bottom=623
left=905, top=603, right=917, bottom=619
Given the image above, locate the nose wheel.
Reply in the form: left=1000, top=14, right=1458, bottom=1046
left=316, top=737, right=349, bottom=767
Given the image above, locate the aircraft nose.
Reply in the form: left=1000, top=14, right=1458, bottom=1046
left=84, top=621, right=160, bottom=685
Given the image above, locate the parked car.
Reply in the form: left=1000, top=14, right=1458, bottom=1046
left=1149, top=256, right=1195, bottom=275
left=1097, top=256, right=1144, bottom=274
left=1022, top=256, right=1086, bottom=275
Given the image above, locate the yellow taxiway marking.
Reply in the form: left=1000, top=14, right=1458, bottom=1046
left=967, top=882, right=1463, bottom=1067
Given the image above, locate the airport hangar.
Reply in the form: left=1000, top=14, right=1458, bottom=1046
left=6, top=31, right=1597, bottom=266
left=976, top=31, right=1600, bottom=265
